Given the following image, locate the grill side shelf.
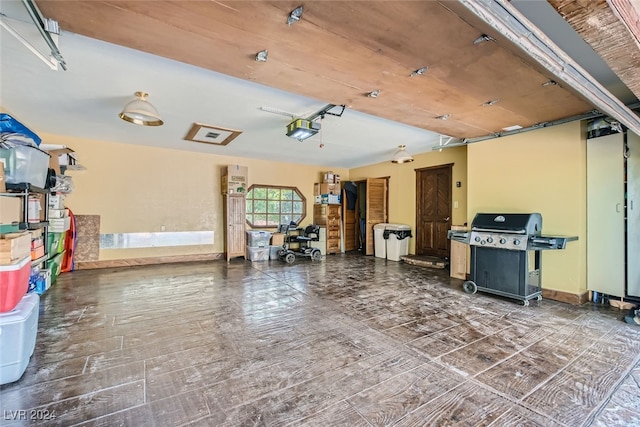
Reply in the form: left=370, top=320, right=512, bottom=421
left=529, top=235, right=578, bottom=250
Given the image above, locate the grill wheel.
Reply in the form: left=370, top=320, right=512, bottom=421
left=463, top=281, right=478, bottom=294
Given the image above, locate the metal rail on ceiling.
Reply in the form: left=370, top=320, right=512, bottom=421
left=457, top=0, right=640, bottom=136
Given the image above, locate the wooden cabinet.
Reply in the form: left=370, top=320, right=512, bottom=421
left=449, top=225, right=467, bottom=280
left=587, top=133, right=625, bottom=297
left=627, top=131, right=640, bottom=297
left=224, top=193, right=246, bottom=261
left=313, top=204, right=341, bottom=254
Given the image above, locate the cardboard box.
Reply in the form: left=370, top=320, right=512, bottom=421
left=315, top=194, right=342, bottom=205
left=48, top=195, right=65, bottom=210
left=29, top=229, right=43, bottom=240
left=314, top=183, right=338, bottom=195
left=221, top=165, right=248, bottom=195
left=30, top=245, right=45, bottom=261
left=0, top=232, right=31, bottom=264
left=48, top=208, right=69, bottom=219
left=46, top=147, right=75, bottom=175
left=271, top=233, right=285, bottom=246
left=0, top=196, right=21, bottom=225
left=48, top=217, right=71, bottom=233
left=322, top=171, right=335, bottom=183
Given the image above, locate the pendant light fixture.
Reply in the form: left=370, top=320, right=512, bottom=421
left=119, top=91, right=164, bottom=126
left=391, top=144, right=414, bottom=163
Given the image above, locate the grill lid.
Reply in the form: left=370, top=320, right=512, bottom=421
left=471, top=213, right=542, bottom=235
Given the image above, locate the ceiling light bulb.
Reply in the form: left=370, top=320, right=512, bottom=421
left=367, top=89, right=381, bottom=98
left=119, top=91, right=163, bottom=126
left=255, top=49, right=268, bottom=62
left=410, top=67, right=428, bottom=77
left=287, top=5, right=303, bottom=25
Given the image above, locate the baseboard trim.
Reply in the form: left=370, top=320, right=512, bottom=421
left=76, top=253, right=225, bottom=269
left=542, top=288, right=589, bottom=305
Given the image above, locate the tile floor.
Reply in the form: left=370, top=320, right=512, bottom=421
left=1, top=253, right=639, bottom=426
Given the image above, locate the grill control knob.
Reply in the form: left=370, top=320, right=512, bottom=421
left=513, top=239, right=521, bottom=246
left=487, top=237, right=493, bottom=243
left=500, top=238, right=506, bottom=244
left=475, top=236, right=481, bottom=242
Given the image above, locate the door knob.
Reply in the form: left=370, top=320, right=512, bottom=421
left=444, top=217, right=450, bottom=222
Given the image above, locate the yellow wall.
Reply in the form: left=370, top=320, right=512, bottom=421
left=349, top=146, right=468, bottom=253
left=40, top=132, right=348, bottom=260
left=466, top=121, right=587, bottom=295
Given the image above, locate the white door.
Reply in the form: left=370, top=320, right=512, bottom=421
left=587, top=133, right=625, bottom=297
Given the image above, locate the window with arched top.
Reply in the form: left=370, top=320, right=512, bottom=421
left=245, top=185, right=306, bottom=228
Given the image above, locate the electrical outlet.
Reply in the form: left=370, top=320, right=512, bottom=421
left=454, top=201, right=459, bottom=209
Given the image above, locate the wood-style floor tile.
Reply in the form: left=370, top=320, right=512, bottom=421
left=0, top=255, right=638, bottom=426
left=346, top=364, right=463, bottom=425
left=391, top=381, right=514, bottom=426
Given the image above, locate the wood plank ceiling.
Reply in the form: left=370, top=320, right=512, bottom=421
left=35, top=0, right=637, bottom=140
left=548, top=0, right=640, bottom=101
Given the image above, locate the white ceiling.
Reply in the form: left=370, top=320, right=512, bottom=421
left=0, top=0, right=636, bottom=169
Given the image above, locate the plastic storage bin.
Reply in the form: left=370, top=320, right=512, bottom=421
left=269, top=245, right=282, bottom=260
left=246, top=246, right=269, bottom=262
left=384, top=224, right=412, bottom=261
left=246, top=230, right=272, bottom=247
left=0, top=144, right=50, bottom=188
left=0, top=292, right=40, bottom=385
left=0, top=256, right=30, bottom=313
left=373, top=223, right=389, bottom=259
left=47, top=232, right=66, bottom=256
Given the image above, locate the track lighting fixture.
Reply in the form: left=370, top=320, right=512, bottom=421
left=255, top=49, right=268, bottom=62
left=473, top=34, right=495, bottom=45
left=287, top=5, right=303, bottom=25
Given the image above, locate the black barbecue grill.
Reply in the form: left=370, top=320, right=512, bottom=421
left=448, top=213, right=578, bottom=305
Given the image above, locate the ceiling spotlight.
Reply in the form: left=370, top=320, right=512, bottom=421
left=287, top=5, right=303, bottom=25
left=436, top=114, right=451, bottom=120
left=542, top=80, right=558, bottom=87
left=473, top=34, right=495, bottom=45
left=367, top=89, right=381, bottom=98
left=391, top=145, right=414, bottom=164
left=482, top=99, right=499, bottom=107
left=410, top=67, right=428, bottom=77
left=119, top=92, right=163, bottom=126
left=255, top=49, right=268, bottom=62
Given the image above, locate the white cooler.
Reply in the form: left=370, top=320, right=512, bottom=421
left=373, top=223, right=389, bottom=259
left=384, top=224, right=412, bottom=261
left=0, top=292, right=39, bottom=385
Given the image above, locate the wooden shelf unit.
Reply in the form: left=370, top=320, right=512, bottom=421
left=313, top=203, right=341, bottom=255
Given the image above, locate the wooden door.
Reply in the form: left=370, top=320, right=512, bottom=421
left=342, top=188, right=356, bottom=252
left=587, top=133, right=624, bottom=297
left=415, top=164, right=452, bottom=258
left=225, top=193, right=246, bottom=261
left=365, top=178, right=388, bottom=255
